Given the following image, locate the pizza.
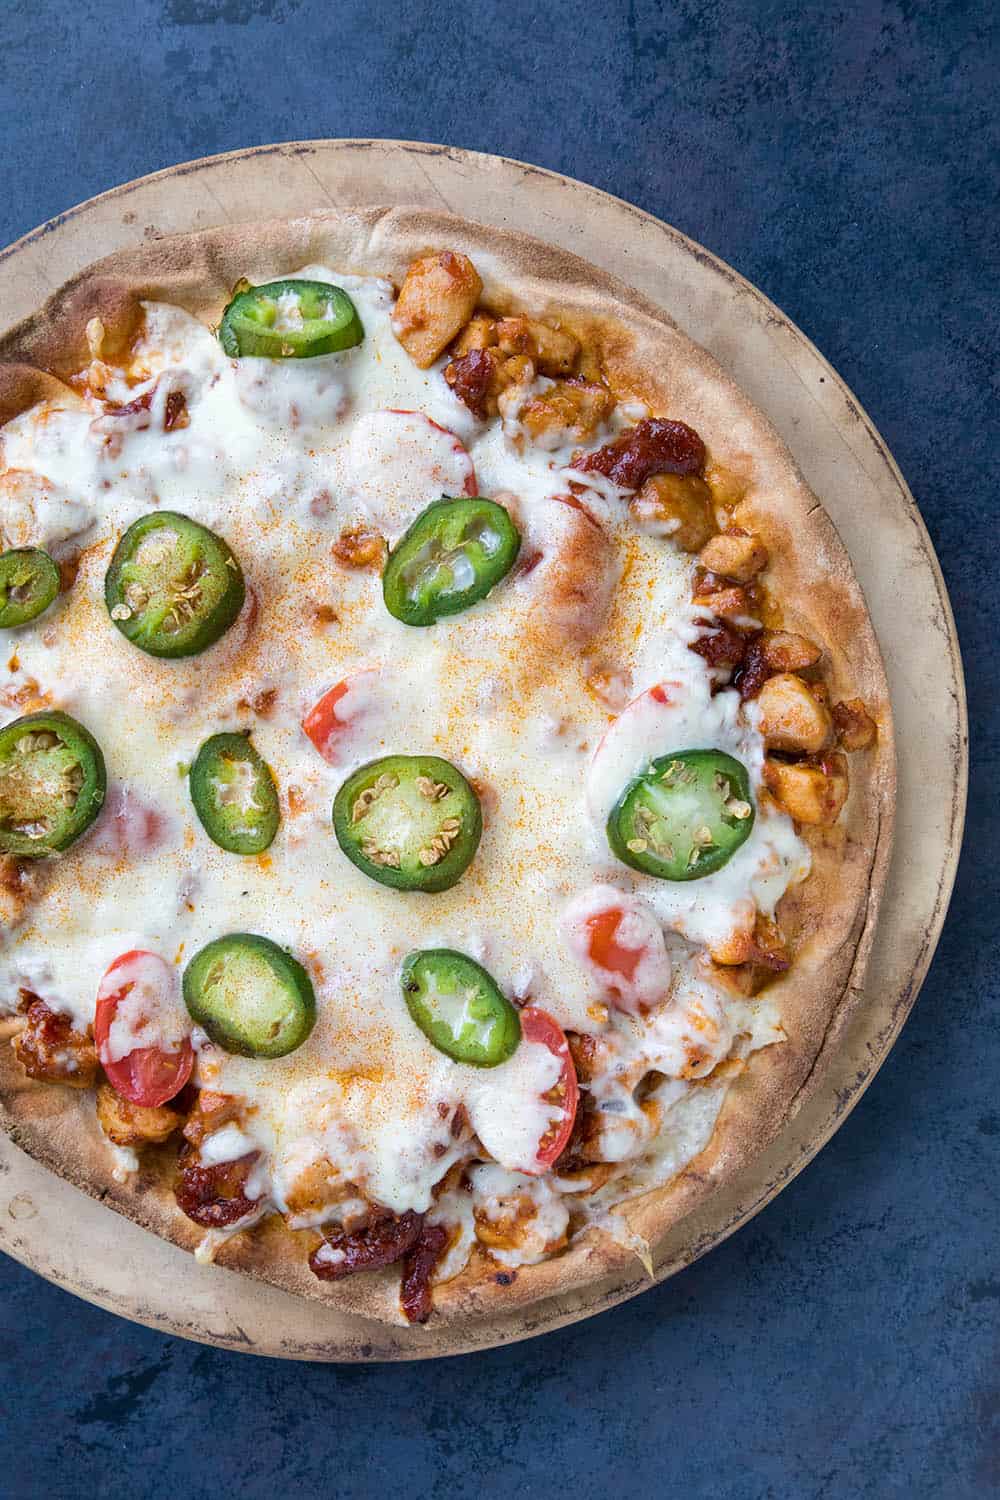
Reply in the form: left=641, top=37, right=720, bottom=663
left=0, top=209, right=894, bottom=1325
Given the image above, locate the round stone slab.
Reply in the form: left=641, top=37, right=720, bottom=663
left=0, top=140, right=966, bottom=1360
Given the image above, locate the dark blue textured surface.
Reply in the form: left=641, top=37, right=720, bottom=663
left=2, top=3, right=997, bottom=1496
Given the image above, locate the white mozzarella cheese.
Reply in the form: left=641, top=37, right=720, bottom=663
left=0, top=266, right=808, bottom=1278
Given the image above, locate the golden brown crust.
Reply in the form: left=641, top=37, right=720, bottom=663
left=0, top=207, right=895, bottom=1324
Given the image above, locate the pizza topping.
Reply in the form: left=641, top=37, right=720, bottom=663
left=219, top=278, right=364, bottom=359
left=86, top=784, right=169, bottom=858
left=833, top=698, right=878, bottom=751
left=516, top=378, right=614, bottom=449
left=451, top=313, right=499, bottom=356
left=471, top=1164, right=570, bottom=1265
left=399, top=1219, right=450, bottom=1323
left=628, top=473, right=716, bottom=552
left=689, top=619, right=749, bottom=671
left=104, top=510, right=246, bottom=659
left=333, top=755, right=482, bottom=893
left=183, top=934, right=317, bottom=1059
left=495, top=316, right=580, bottom=377
left=511, top=1009, right=578, bottom=1174
left=444, top=348, right=501, bottom=420
left=332, top=524, right=387, bottom=570
left=302, top=669, right=381, bottom=765
left=0, top=711, right=106, bottom=857
left=756, top=673, right=833, bottom=754
left=176, top=1145, right=262, bottom=1227
left=310, top=1209, right=424, bottom=1280
left=97, top=381, right=190, bottom=435
left=96, top=1080, right=184, bottom=1146
left=0, top=549, right=60, bottom=628
left=95, top=950, right=194, bottom=1107
left=189, top=732, right=280, bottom=855
left=14, top=994, right=98, bottom=1088
left=401, top=949, right=520, bottom=1067
left=444, top=347, right=536, bottom=421
left=0, top=468, right=95, bottom=557
left=763, top=752, right=850, bottom=827
left=573, top=417, right=706, bottom=489
left=607, top=749, right=756, bottom=882
left=381, top=496, right=520, bottom=626
left=562, top=886, right=672, bottom=1014
left=698, top=529, right=768, bottom=582
left=392, top=251, right=483, bottom=368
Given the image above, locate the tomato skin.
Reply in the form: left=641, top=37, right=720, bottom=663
left=385, top=409, right=478, bottom=495
left=302, top=681, right=350, bottom=761
left=302, top=669, right=378, bottom=764
left=586, top=907, right=644, bottom=986
left=518, top=1007, right=579, bottom=1175
left=563, top=887, right=671, bottom=1016
left=94, top=950, right=193, bottom=1109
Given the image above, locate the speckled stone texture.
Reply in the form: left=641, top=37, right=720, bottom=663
left=1, top=2, right=996, bottom=1496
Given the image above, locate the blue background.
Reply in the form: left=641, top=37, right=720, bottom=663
left=1, top=3, right=996, bottom=1496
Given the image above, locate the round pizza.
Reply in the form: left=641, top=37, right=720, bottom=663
left=0, top=209, right=894, bottom=1325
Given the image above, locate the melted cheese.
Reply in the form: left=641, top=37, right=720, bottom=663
left=0, top=265, right=809, bottom=1278
left=98, top=952, right=189, bottom=1065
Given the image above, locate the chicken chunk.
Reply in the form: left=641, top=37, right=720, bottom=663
left=96, top=1080, right=183, bottom=1146
left=14, top=997, right=97, bottom=1089
left=833, top=698, right=878, bottom=751
left=332, top=524, right=387, bottom=570
left=515, top=379, right=614, bottom=450
left=495, top=316, right=580, bottom=376
left=629, top=472, right=716, bottom=552
left=757, top=673, right=833, bottom=754
left=759, top=630, right=822, bottom=673
left=449, top=313, right=497, bottom=356
left=522, top=500, right=617, bottom=653
left=392, top=252, right=483, bottom=368
left=763, top=754, right=850, bottom=826
left=445, top=349, right=534, bottom=420
left=692, top=583, right=754, bottom=620
left=698, top=529, right=769, bottom=582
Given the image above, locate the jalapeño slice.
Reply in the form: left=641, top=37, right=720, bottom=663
left=190, top=733, right=280, bottom=855
left=218, top=278, right=364, bottom=359
left=0, top=711, right=106, bottom=856
left=382, top=497, right=520, bottom=627
left=402, top=949, right=520, bottom=1068
left=0, top=549, right=60, bottom=628
left=607, top=749, right=755, bottom=882
left=105, top=511, right=245, bottom=658
left=183, top=933, right=316, bottom=1059
left=333, top=754, right=481, bottom=893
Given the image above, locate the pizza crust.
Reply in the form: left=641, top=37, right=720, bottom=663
left=0, top=208, right=895, bottom=1325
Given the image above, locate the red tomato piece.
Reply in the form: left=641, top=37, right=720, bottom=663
left=302, top=667, right=379, bottom=764
left=586, top=906, right=645, bottom=984
left=586, top=680, right=685, bottom=823
left=87, top=785, right=168, bottom=857
left=94, top=950, right=193, bottom=1108
left=386, top=409, right=478, bottom=495
left=563, top=888, right=672, bottom=1014
left=518, top=1007, right=579, bottom=1175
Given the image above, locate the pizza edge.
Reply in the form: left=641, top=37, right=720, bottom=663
left=0, top=206, right=895, bottom=1324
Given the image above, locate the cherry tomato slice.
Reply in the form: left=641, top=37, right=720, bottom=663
left=518, top=1007, right=579, bottom=1175
left=94, top=950, right=194, bottom=1108
left=302, top=668, right=379, bottom=764
left=563, top=887, right=672, bottom=1015
left=586, top=907, right=645, bottom=984
left=385, top=409, right=478, bottom=496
